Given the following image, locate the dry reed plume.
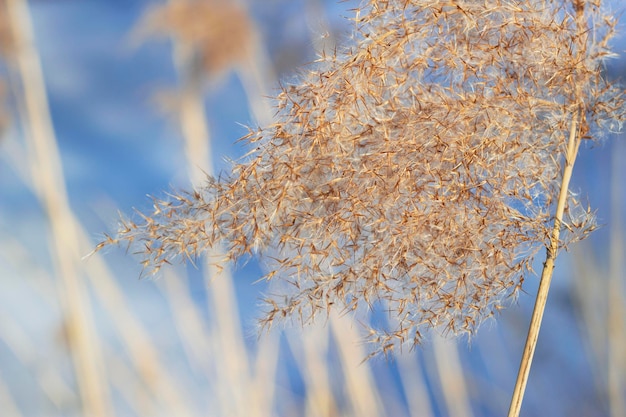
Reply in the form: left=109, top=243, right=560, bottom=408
left=137, top=0, right=256, bottom=83
left=101, top=0, right=625, bottom=355
left=0, top=1, right=12, bottom=57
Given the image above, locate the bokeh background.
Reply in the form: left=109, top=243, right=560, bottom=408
left=0, top=1, right=624, bottom=416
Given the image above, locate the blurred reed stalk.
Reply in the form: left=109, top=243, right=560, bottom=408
left=571, top=139, right=626, bottom=417
left=80, top=230, right=197, bottom=417
left=4, top=0, right=111, bottom=415
left=0, top=224, right=81, bottom=408
left=287, top=320, right=338, bottom=417
left=157, top=0, right=276, bottom=414
left=607, top=139, right=625, bottom=417
left=0, top=377, right=21, bottom=417
left=330, top=314, right=384, bottom=417
left=4, top=1, right=199, bottom=415
left=396, top=351, right=435, bottom=417
left=432, top=335, right=473, bottom=417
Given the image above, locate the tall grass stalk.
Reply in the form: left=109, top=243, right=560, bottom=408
left=571, top=142, right=626, bottom=417
left=507, top=108, right=582, bottom=417
left=432, top=335, right=473, bottom=417
left=0, top=376, right=21, bottom=417
left=396, top=351, right=435, bottom=417
left=330, top=314, right=384, bottom=417
left=5, top=0, right=111, bottom=414
left=607, top=139, right=625, bottom=417
left=0, top=303, right=74, bottom=408
left=287, top=321, right=337, bottom=417
left=5, top=2, right=200, bottom=415
left=80, top=231, right=197, bottom=417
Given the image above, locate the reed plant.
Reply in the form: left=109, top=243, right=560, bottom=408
left=0, top=0, right=622, bottom=416
left=100, top=0, right=625, bottom=414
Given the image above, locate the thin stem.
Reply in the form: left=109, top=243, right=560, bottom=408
left=507, top=107, right=582, bottom=417
left=6, top=1, right=111, bottom=415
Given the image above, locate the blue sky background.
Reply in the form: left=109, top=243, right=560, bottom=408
left=0, top=1, right=624, bottom=416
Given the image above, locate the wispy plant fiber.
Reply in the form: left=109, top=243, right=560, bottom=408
left=103, top=0, right=625, bottom=352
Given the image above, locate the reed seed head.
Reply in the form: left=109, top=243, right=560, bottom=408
left=105, top=0, right=626, bottom=353
left=138, top=0, right=256, bottom=81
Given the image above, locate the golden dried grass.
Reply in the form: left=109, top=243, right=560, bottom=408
left=138, top=0, right=256, bottom=82
left=105, top=0, right=625, bottom=355
left=0, top=0, right=14, bottom=57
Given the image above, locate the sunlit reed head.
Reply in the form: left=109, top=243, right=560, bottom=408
left=104, top=0, right=625, bottom=354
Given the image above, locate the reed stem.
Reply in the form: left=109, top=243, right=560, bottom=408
left=507, top=107, right=583, bottom=417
